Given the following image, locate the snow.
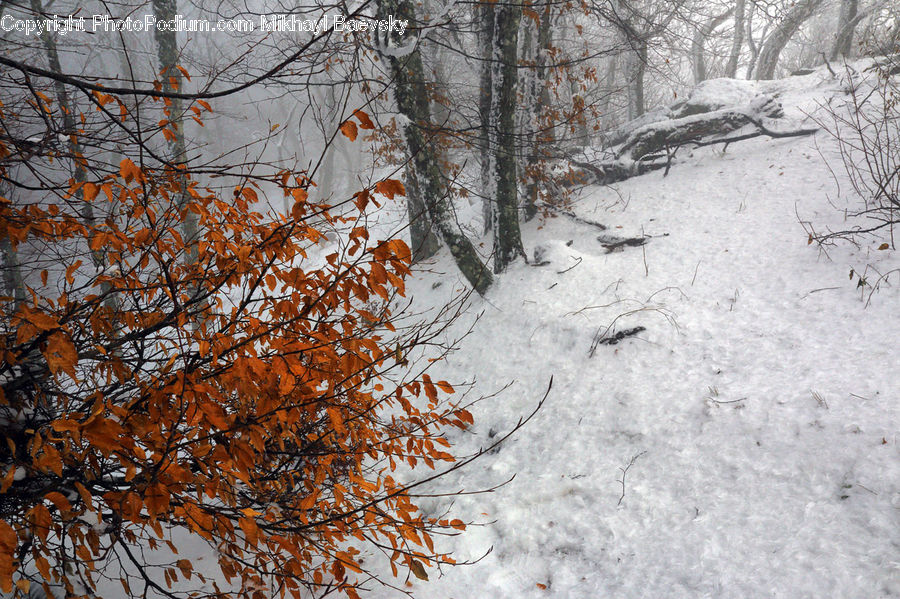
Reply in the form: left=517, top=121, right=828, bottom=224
left=379, top=69, right=900, bottom=598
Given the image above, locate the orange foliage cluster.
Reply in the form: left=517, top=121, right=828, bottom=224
left=0, top=96, right=470, bottom=599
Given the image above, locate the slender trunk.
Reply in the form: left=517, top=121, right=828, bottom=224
left=378, top=0, right=493, bottom=293
left=491, top=1, right=525, bottom=272
left=479, top=1, right=496, bottom=233
left=153, top=0, right=199, bottom=262
left=1, top=231, right=25, bottom=309
left=523, top=2, right=553, bottom=221
left=404, top=162, right=439, bottom=263
left=599, top=52, right=618, bottom=129
left=725, top=0, right=745, bottom=78
left=30, top=0, right=117, bottom=309
left=745, top=12, right=766, bottom=78
left=693, top=8, right=734, bottom=83
left=627, top=40, right=647, bottom=120
left=830, top=0, right=860, bottom=60
left=756, top=0, right=825, bottom=80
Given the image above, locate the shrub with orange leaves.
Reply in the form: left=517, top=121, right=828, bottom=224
left=0, top=77, right=477, bottom=599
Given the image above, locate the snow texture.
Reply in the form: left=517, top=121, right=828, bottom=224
left=384, top=65, right=900, bottom=599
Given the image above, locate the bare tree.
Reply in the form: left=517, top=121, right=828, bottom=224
left=692, top=6, right=735, bottom=83
left=725, top=0, right=745, bottom=77
left=756, top=0, right=826, bottom=79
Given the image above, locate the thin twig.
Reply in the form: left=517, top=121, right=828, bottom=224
left=617, top=451, right=647, bottom=506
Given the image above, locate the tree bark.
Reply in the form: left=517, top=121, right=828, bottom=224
left=153, top=0, right=200, bottom=268
left=756, top=0, right=825, bottom=80
left=725, top=0, right=745, bottom=78
left=378, top=0, right=493, bottom=294
left=1, top=233, right=25, bottom=308
left=626, top=40, right=647, bottom=120
left=491, top=1, right=525, bottom=273
left=478, top=1, right=496, bottom=233
left=830, top=0, right=860, bottom=60
left=403, top=162, right=440, bottom=263
left=523, top=3, right=553, bottom=221
left=692, top=8, right=734, bottom=83
left=30, top=0, right=114, bottom=308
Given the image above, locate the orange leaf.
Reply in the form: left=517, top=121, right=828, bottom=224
left=353, top=109, right=375, bottom=130
left=339, top=120, right=358, bottom=141
left=21, top=306, right=58, bottom=331
left=354, top=189, right=370, bottom=211
left=176, top=559, right=193, bottom=579
left=82, top=182, right=99, bottom=203
left=44, top=332, right=79, bottom=380
left=65, top=260, right=82, bottom=285
left=0, top=520, right=18, bottom=562
left=239, top=516, right=259, bottom=546
left=30, top=504, right=52, bottom=542
left=44, top=492, right=72, bottom=514
left=375, top=179, right=405, bottom=199
left=437, top=380, right=454, bottom=394
left=119, top=158, right=135, bottom=181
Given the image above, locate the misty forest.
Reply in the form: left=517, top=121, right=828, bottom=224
left=0, top=0, right=898, bottom=597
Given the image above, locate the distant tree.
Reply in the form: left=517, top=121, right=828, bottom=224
left=756, top=0, right=826, bottom=79
left=725, top=0, right=746, bottom=77
left=692, top=5, right=735, bottom=83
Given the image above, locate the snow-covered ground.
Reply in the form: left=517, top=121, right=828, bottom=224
left=389, top=69, right=900, bottom=598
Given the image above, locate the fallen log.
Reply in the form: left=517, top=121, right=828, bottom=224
left=617, top=96, right=786, bottom=161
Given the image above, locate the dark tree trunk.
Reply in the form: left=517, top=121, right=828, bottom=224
left=491, top=0, right=525, bottom=272
left=830, top=0, right=860, bottom=60
left=523, top=3, right=553, bottom=221
left=378, top=0, right=493, bottom=294
left=30, top=0, right=112, bottom=305
left=153, top=0, right=200, bottom=268
left=756, top=0, right=825, bottom=80
left=404, top=163, right=440, bottom=263
left=479, top=1, right=496, bottom=233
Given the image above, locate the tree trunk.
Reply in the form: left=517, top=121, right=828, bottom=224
left=725, top=0, right=745, bottom=77
left=403, top=162, right=440, bottom=263
left=830, top=0, right=860, bottom=60
left=1, top=217, right=25, bottom=308
left=378, top=0, right=493, bottom=294
left=692, top=8, right=734, bottom=83
left=479, top=1, right=496, bottom=233
left=523, top=3, right=553, bottom=221
left=756, top=0, right=825, bottom=80
left=491, top=1, right=525, bottom=272
left=30, top=0, right=114, bottom=307
left=153, top=0, right=200, bottom=268
left=745, top=10, right=760, bottom=78
left=626, top=40, right=647, bottom=120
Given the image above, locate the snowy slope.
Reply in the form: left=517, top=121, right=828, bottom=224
left=388, top=68, right=900, bottom=598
